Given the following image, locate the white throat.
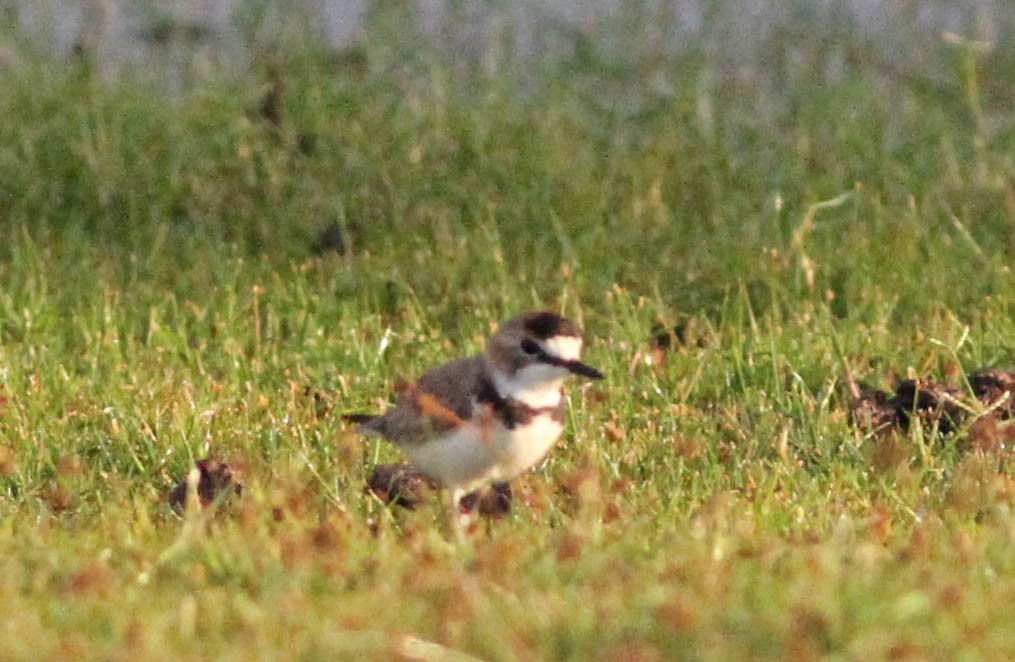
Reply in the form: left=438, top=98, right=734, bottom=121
left=491, top=365, right=566, bottom=409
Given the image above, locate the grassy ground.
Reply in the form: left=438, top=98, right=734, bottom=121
left=2, top=14, right=1015, bottom=660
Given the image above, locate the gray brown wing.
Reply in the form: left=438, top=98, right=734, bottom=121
left=360, top=356, right=485, bottom=447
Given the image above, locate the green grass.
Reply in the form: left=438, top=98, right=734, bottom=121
left=1, top=14, right=1015, bottom=660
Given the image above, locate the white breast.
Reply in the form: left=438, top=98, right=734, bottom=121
left=489, top=414, right=565, bottom=481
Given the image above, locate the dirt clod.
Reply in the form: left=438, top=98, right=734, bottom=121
left=850, top=369, right=1015, bottom=449
left=168, top=457, right=243, bottom=511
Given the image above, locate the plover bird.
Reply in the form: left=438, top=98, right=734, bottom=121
left=356, top=311, right=602, bottom=535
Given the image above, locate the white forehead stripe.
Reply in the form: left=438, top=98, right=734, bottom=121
left=542, top=335, right=582, bottom=361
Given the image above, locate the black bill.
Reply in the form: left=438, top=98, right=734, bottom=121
left=563, top=359, right=603, bottom=379
left=534, top=343, right=604, bottom=379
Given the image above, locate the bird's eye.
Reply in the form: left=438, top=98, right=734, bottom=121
left=521, top=339, right=540, bottom=355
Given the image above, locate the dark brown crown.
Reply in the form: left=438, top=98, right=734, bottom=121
left=521, top=311, right=580, bottom=339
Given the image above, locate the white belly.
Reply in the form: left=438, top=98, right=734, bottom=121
left=402, top=415, right=564, bottom=489
left=402, top=425, right=497, bottom=489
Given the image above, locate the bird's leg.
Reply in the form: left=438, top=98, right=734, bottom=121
left=449, top=487, right=467, bottom=542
